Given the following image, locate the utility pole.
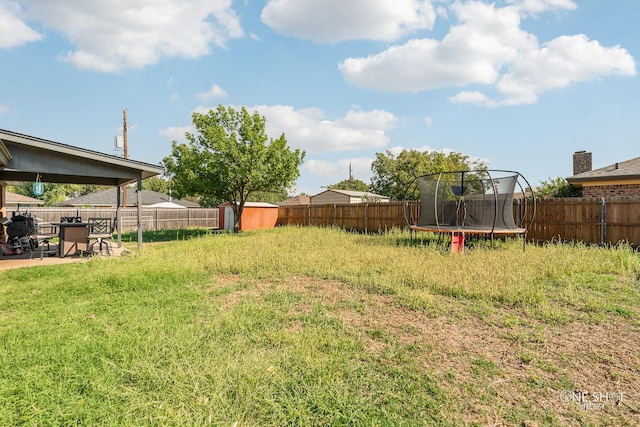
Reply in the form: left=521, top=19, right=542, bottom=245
left=122, top=108, right=128, bottom=207
left=348, top=163, right=353, bottom=189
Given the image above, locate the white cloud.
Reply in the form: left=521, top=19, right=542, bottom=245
left=508, top=0, right=577, bottom=15
left=159, top=125, right=194, bottom=142
left=197, top=84, right=228, bottom=102
left=244, top=105, right=399, bottom=153
left=19, top=0, right=243, bottom=72
left=449, top=91, right=498, bottom=107
left=0, top=104, right=10, bottom=114
left=261, top=0, right=436, bottom=43
left=0, top=1, right=42, bottom=48
left=305, top=157, right=375, bottom=182
left=339, top=0, right=635, bottom=106
left=423, top=116, right=432, bottom=126
left=184, top=104, right=398, bottom=153
left=339, top=2, right=537, bottom=93
left=493, top=34, right=637, bottom=106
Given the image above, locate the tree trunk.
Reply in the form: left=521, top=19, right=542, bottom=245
left=232, top=203, right=244, bottom=233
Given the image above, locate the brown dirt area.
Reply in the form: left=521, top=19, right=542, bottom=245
left=209, top=275, right=640, bottom=426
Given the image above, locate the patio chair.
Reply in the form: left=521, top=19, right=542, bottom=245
left=87, top=217, right=114, bottom=256
left=60, top=216, right=82, bottom=223
left=30, top=220, right=59, bottom=259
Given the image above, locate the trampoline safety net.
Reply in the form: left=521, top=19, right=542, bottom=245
left=412, top=170, right=533, bottom=233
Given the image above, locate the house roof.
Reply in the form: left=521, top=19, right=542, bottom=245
left=311, top=189, right=390, bottom=199
left=55, top=188, right=200, bottom=208
left=567, top=156, right=640, bottom=185
left=4, top=191, right=45, bottom=206
left=278, top=195, right=311, bottom=206
left=0, top=128, right=163, bottom=186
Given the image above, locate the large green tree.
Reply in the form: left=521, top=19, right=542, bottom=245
left=163, top=105, right=305, bottom=231
left=369, top=149, right=485, bottom=200
left=140, top=176, right=171, bottom=194
left=328, top=178, right=369, bottom=192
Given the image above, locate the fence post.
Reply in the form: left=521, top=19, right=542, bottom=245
left=365, top=203, right=369, bottom=233
left=600, top=197, right=606, bottom=246
left=333, top=204, right=336, bottom=228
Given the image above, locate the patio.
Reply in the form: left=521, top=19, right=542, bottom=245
left=0, top=243, right=129, bottom=271
left=1, top=128, right=164, bottom=255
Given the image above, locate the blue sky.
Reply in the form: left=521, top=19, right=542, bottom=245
left=1, top=0, right=637, bottom=196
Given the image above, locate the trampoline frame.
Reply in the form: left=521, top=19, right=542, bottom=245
left=405, top=169, right=536, bottom=250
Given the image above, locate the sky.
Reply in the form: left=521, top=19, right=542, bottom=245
left=1, top=0, right=638, bottom=196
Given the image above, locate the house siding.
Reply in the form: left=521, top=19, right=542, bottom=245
left=583, top=184, right=640, bottom=198
left=310, top=192, right=350, bottom=205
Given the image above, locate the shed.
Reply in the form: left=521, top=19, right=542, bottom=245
left=218, top=202, right=279, bottom=231
left=310, top=189, right=390, bottom=205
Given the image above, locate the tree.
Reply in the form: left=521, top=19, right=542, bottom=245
left=327, top=178, right=369, bottom=192
left=369, top=149, right=485, bottom=200
left=7, top=183, right=108, bottom=206
left=140, top=176, right=170, bottom=194
left=163, top=105, right=305, bottom=231
left=536, top=177, right=581, bottom=198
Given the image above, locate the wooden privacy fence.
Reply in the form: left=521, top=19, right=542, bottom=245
left=278, top=202, right=410, bottom=233
left=278, top=197, right=640, bottom=247
left=20, top=207, right=219, bottom=232
left=528, top=197, right=640, bottom=246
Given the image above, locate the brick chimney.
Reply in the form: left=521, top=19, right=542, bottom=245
left=573, top=151, right=592, bottom=175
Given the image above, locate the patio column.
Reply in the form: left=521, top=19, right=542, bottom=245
left=116, top=186, right=122, bottom=248
left=137, top=177, right=142, bottom=249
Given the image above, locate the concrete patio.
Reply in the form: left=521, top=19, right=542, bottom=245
left=0, top=243, right=128, bottom=271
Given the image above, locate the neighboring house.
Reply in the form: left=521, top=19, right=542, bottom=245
left=310, top=189, right=390, bottom=205
left=5, top=191, right=45, bottom=208
left=566, top=151, right=640, bottom=197
left=56, top=188, right=200, bottom=208
left=278, top=195, right=310, bottom=206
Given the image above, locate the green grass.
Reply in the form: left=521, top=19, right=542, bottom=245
left=1, top=226, right=639, bottom=426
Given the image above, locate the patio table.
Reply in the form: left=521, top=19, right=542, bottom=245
left=53, top=222, right=88, bottom=257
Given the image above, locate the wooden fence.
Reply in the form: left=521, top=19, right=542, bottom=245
left=278, top=197, right=640, bottom=247
left=20, top=207, right=219, bottom=232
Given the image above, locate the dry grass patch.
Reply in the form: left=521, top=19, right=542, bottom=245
left=206, top=274, right=639, bottom=426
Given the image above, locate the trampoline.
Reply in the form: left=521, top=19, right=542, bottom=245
left=405, top=170, right=536, bottom=250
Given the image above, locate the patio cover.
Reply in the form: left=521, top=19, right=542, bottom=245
left=0, top=128, right=164, bottom=249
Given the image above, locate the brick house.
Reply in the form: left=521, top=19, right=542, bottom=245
left=566, top=151, right=640, bottom=197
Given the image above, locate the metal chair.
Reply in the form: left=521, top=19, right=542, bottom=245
left=87, top=218, right=114, bottom=256
left=30, top=220, right=59, bottom=259
left=60, top=216, right=82, bottom=223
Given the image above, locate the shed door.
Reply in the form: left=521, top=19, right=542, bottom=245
left=224, top=206, right=235, bottom=230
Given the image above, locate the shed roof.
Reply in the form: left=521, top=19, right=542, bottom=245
left=219, top=201, right=278, bottom=208
left=567, top=156, right=640, bottom=185
left=0, top=128, right=163, bottom=186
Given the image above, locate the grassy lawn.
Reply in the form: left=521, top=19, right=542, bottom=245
left=1, top=227, right=639, bottom=426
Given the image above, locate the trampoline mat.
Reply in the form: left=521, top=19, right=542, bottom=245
left=409, top=225, right=527, bottom=235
